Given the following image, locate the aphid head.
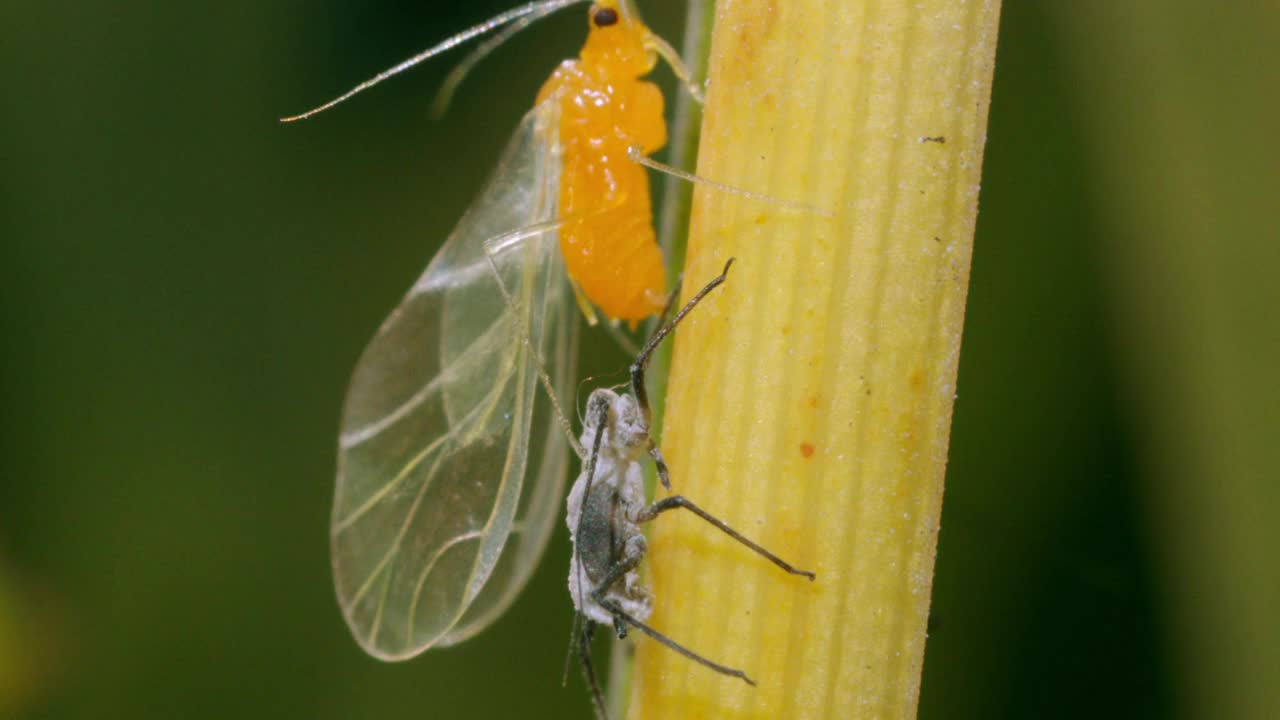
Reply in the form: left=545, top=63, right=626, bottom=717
left=580, top=0, right=656, bottom=77
left=584, top=388, right=648, bottom=457
left=611, top=392, right=647, bottom=447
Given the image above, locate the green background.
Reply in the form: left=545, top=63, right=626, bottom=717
left=3, top=2, right=1276, bottom=718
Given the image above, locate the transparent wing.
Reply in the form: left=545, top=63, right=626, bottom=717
left=332, top=101, right=576, bottom=660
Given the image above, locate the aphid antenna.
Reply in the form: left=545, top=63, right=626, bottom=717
left=630, top=258, right=733, bottom=444
left=280, top=0, right=591, bottom=123
left=571, top=371, right=631, bottom=426
left=655, top=270, right=686, bottom=327
left=431, top=5, right=558, bottom=119
left=431, top=0, right=707, bottom=122
left=626, top=146, right=836, bottom=218
left=542, top=273, right=683, bottom=435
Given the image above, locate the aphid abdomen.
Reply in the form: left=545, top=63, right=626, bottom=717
left=576, top=482, right=621, bottom=585
left=563, top=203, right=665, bottom=322
left=566, top=472, right=652, bottom=626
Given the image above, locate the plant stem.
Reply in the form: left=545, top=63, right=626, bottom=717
left=646, top=0, right=717, bottom=444
left=630, top=1, right=1001, bottom=717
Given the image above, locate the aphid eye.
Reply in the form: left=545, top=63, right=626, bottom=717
left=592, top=7, right=619, bottom=27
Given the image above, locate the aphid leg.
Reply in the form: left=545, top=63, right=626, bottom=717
left=562, top=609, right=585, bottom=686
left=482, top=225, right=587, bottom=460
left=644, top=31, right=705, bottom=103
left=648, top=447, right=673, bottom=492
left=576, top=622, right=608, bottom=720
left=630, top=259, right=734, bottom=489
left=627, top=147, right=835, bottom=218
left=580, top=508, right=755, bottom=685
left=564, top=393, right=611, bottom=693
left=594, top=594, right=756, bottom=686
left=570, top=280, right=601, bottom=328
left=636, top=496, right=816, bottom=580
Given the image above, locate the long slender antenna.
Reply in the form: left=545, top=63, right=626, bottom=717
left=630, top=258, right=734, bottom=430
left=431, top=7, right=557, bottom=118
left=280, top=0, right=589, bottom=122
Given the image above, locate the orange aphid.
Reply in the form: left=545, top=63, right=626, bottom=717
left=281, top=0, right=681, bottom=326
left=537, top=1, right=668, bottom=323
left=280, top=0, right=711, bottom=683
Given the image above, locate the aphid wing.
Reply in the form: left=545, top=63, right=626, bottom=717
left=439, top=274, right=577, bottom=646
left=436, top=104, right=578, bottom=640
left=333, top=101, right=571, bottom=660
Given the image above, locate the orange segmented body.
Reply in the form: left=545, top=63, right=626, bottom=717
left=536, top=1, right=667, bottom=324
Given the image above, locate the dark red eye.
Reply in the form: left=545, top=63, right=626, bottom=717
left=592, top=7, right=619, bottom=27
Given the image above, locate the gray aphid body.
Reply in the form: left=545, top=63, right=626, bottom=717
left=565, top=389, right=653, bottom=626
left=560, top=260, right=813, bottom=720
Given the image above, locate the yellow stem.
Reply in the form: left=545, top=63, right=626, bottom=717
left=630, top=1, right=1001, bottom=717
